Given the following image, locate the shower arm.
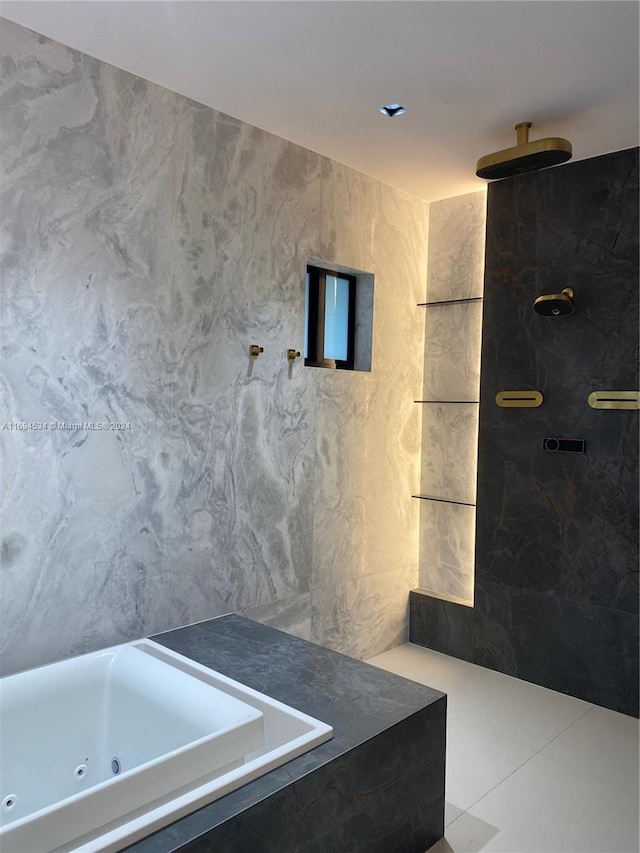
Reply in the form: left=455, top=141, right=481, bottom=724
left=515, top=122, right=532, bottom=145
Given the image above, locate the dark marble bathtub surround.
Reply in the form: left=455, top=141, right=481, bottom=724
left=122, top=615, right=446, bottom=853
left=411, top=147, right=639, bottom=717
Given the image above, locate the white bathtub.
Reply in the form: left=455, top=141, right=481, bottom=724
left=0, top=639, right=333, bottom=853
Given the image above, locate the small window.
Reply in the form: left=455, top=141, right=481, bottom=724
left=304, top=265, right=356, bottom=370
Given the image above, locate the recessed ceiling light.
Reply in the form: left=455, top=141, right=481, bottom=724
left=378, top=103, right=407, bottom=117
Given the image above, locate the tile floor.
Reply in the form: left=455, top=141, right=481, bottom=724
left=366, top=643, right=639, bottom=853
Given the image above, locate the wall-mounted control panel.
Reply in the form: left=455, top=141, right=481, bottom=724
left=542, top=437, right=585, bottom=454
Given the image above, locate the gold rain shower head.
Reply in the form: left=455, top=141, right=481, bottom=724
left=476, top=122, right=573, bottom=180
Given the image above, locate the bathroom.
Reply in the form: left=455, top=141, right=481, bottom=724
left=0, top=2, right=638, bottom=851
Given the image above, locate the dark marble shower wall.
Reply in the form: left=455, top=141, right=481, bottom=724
left=411, top=147, right=639, bottom=717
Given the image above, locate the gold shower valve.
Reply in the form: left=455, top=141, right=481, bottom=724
left=287, top=349, right=301, bottom=361
left=249, top=344, right=264, bottom=357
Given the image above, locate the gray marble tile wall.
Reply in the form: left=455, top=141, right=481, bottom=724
left=0, top=19, right=428, bottom=674
left=417, top=191, right=486, bottom=604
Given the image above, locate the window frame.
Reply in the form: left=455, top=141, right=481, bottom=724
left=304, top=265, right=357, bottom=370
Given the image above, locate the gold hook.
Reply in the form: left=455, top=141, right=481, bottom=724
left=249, top=345, right=264, bottom=357
left=287, top=349, right=301, bottom=361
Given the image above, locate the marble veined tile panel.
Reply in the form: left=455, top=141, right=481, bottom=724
left=163, top=101, right=321, bottom=627
left=163, top=364, right=317, bottom=628
left=311, top=179, right=427, bottom=592
left=310, top=370, right=367, bottom=589
left=167, top=103, right=324, bottom=371
left=0, top=423, right=172, bottom=676
left=239, top=592, right=312, bottom=641
left=373, top=179, right=430, bottom=306
left=419, top=500, right=476, bottom=602
left=318, top=159, right=380, bottom=273
left=362, top=386, right=421, bottom=578
left=420, top=403, right=479, bottom=505
left=426, top=190, right=486, bottom=302
left=311, top=565, right=415, bottom=661
left=360, top=180, right=427, bottom=578
left=0, top=22, right=185, bottom=673
left=422, top=301, right=483, bottom=402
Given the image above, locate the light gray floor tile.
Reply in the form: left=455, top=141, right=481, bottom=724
left=456, top=752, right=640, bottom=852
left=446, top=717, right=536, bottom=811
left=539, top=705, right=639, bottom=795
left=451, top=666, right=593, bottom=750
left=372, top=644, right=639, bottom=853
left=445, top=801, right=465, bottom=828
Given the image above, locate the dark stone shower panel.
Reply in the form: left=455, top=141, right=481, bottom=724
left=411, top=147, right=639, bottom=717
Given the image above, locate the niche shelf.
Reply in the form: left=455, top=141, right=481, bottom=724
left=417, top=296, right=483, bottom=307
left=412, top=495, right=476, bottom=507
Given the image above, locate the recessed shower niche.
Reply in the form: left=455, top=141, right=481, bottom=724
left=413, top=190, right=487, bottom=607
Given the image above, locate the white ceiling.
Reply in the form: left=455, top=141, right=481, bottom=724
left=1, top=1, right=638, bottom=201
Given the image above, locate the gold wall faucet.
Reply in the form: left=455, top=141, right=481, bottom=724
left=287, top=349, right=301, bottom=380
